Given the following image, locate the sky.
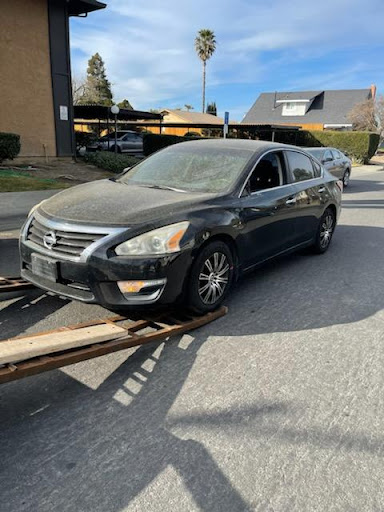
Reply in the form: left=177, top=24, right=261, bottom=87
left=70, top=0, right=383, bottom=121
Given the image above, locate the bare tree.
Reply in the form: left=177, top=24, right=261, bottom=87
left=184, top=104, right=194, bottom=111
left=72, top=76, right=87, bottom=105
left=348, top=96, right=384, bottom=139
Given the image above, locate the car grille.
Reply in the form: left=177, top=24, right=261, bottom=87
left=27, top=217, right=106, bottom=260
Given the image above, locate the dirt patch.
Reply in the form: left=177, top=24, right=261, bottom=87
left=371, top=154, right=384, bottom=165
left=1, top=159, right=115, bottom=187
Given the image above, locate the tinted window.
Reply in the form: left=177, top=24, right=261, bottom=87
left=312, top=159, right=322, bottom=178
left=286, top=151, right=315, bottom=182
left=248, top=152, right=284, bottom=192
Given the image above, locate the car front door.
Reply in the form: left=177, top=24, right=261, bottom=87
left=236, top=150, right=299, bottom=270
left=331, top=149, right=345, bottom=178
left=322, top=149, right=338, bottom=177
left=285, top=150, right=325, bottom=243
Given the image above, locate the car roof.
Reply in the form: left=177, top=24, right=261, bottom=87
left=171, top=138, right=310, bottom=155
left=306, top=147, right=334, bottom=151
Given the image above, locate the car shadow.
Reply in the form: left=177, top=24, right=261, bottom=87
left=0, top=290, right=70, bottom=339
left=341, top=199, right=384, bottom=209
left=1, top=223, right=383, bottom=510
left=343, top=179, right=384, bottom=194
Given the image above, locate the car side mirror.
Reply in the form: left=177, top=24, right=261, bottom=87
left=322, top=157, right=332, bottom=163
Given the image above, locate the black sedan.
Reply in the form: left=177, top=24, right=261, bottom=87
left=306, top=147, right=352, bottom=187
left=20, top=140, right=342, bottom=313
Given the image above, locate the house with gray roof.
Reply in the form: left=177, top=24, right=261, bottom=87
left=242, top=86, right=376, bottom=130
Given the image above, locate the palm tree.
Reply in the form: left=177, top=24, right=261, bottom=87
left=194, top=29, right=216, bottom=113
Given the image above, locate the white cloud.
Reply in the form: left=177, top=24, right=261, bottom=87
left=70, top=0, right=383, bottom=116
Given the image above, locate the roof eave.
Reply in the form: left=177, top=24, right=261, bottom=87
left=68, top=0, right=106, bottom=16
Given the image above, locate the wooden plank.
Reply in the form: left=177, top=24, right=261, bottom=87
left=0, top=306, right=227, bottom=384
left=0, top=324, right=128, bottom=365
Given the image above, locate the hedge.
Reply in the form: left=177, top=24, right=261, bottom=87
left=275, top=130, right=380, bottom=164
left=143, top=133, right=200, bottom=156
left=82, top=152, right=141, bottom=173
left=0, top=132, right=21, bottom=162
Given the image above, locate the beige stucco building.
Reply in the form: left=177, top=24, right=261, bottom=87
left=0, top=0, right=105, bottom=160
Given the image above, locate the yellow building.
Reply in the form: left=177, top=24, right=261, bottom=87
left=144, top=109, right=225, bottom=136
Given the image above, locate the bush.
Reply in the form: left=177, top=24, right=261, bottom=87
left=143, top=133, right=200, bottom=156
left=0, top=132, right=21, bottom=162
left=75, top=131, right=98, bottom=152
left=184, top=131, right=201, bottom=137
left=82, top=151, right=141, bottom=173
left=306, top=131, right=379, bottom=164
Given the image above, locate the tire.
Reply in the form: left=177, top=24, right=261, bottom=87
left=342, top=168, right=351, bottom=188
left=312, top=208, right=336, bottom=254
left=109, top=145, right=122, bottom=153
left=186, top=241, right=235, bottom=314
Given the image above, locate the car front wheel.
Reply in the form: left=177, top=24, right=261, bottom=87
left=312, top=208, right=336, bottom=254
left=187, top=241, right=234, bottom=314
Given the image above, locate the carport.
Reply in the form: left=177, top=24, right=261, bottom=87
left=73, top=105, right=163, bottom=137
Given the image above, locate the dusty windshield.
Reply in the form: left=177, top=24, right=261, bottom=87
left=117, top=144, right=253, bottom=193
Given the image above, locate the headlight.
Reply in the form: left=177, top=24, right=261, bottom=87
left=115, top=221, right=190, bottom=256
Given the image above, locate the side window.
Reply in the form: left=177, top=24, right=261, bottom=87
left=286, top=151, right=315, bottom=182
left=332, top=149, right=341, bottom=159
left=312, top=159, right=322, bottom=178
left=323, top=149, right=333, bottom=161
left=248, top=152, right=284, bottom=193
left=123, top=134, right=133, bottom=141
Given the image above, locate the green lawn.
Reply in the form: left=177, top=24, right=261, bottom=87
left=0, top=169, right=71, bottom=192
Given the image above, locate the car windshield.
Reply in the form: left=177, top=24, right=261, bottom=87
left=307, top=148, right=325, bottom=159
left=117, top=144, right=254, bottom=193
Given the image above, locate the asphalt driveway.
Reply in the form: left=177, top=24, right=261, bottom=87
left=0, top=166, right=384, bottom=511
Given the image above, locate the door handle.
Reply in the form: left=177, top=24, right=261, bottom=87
left=318, top=187, right=326, bottom=193
left=286, top=197, right=296, bottom=205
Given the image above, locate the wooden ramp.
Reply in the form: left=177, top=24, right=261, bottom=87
left=0, top=276, right=35, bottom=293
left=0, top=306, right=227, bottom=385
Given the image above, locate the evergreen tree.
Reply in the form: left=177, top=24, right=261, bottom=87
left=78, top=53, right=113, bottom=106
left=206, top=101, right=217, bottom=116
left=117, top=99, right=134, bottom=110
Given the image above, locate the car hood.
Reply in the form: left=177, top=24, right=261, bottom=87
left=39, top=179, right=216, bottom=226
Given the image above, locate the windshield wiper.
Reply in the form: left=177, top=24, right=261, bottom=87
left=144, top=184, right=187, bottom=193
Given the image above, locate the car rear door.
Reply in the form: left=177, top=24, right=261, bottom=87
left=285, top=150, right=325, bottom=243
left=236, top=150, right=299, bottom=269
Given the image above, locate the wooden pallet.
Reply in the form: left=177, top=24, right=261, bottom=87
left=0, top=276, right=35, bottom=293
left=0, top=306, right=227, bottom=384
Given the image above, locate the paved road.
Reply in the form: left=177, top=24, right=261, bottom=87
left=0, top=189, right=60, bottom=234
left=1, top=167, right=384, bottom=511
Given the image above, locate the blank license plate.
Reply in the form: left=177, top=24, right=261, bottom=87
left=31, top=254, right=58, bottom=281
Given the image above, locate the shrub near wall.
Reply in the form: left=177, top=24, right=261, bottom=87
left=0, top=132, right=21, bottom=162
left=143, top=133, right=200, bottom=156
left=307, top=131, right=379, bottom=164
left=83, top=152, right=141, bottom=173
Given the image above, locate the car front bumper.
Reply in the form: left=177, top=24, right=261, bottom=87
left=20, top=221, right=193, bottom=310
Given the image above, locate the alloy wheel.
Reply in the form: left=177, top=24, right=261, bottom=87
left=198, top=252, right=230, bottom=305
left=319, top=213, right=334, bottom=249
